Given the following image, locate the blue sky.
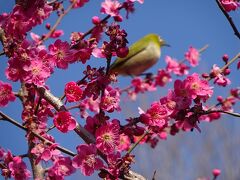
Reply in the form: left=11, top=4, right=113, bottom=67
left=0, top=1, right=240, bottom=179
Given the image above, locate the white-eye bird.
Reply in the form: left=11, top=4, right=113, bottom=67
left=110, top=33, right=168, bottom=76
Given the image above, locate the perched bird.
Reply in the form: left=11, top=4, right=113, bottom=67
left=110, top=33, right=168, bottom=76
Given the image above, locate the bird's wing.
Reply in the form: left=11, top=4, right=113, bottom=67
left=110, top=37, right=149, bottom=69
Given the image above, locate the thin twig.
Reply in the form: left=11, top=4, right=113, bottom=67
left=0, top=111, right=76, bottom=156
left=41, top=0, right=78, bottom=42
left=215, top=0, right=240, bottom=39
left=127, top=130, right=149, bottom=155
left=205, top=109, right=240, bottom=118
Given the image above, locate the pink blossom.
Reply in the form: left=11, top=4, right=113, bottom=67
left=155, top=69, right=172, bottom=87
left=131, top=77, right=156, bottom=94
left=79, top=97, right=100, bottom=118
left=53, top=111, right=77, bottom=133
left=101, top=0, right=122, bottom=18
left=48, top=39, right=76, bottom=69
left=47, top=157, right=76, bottom=179
left=140, top=102, right=169, bottom=128
left=100, top=86, right=121, bottom=112
left=0, top=81, right=16, bottom=107
left=220, top=0, right=239, bottom=12
left=174, top=73, right=213, bottom=101
left=95, top=120, right=120, bottom=155
left=64, top=81, right=83, bottom=102
left=158, top=131, right=167, bottom=140
left=165, top=56, right=189, bottom=75
left=70, top=0, right=89, bottom=8
left=117, top=134, right=131, bottom=151
left=72, top=144, right=103, bottom=176
left=92, top=47, right=107, bottom=58
left=50, top=29, right=64, bottom=38
left=30, top=32, right=41, bottom=44
left=31, top=143, right=61, bottom=164
left=184, top=73, right=213, bottom=100
left=212, top=168, right=221, bottom=177
left=184, top=46, right=200, bottom=67
left=2, top=1, right=52, bottom=40
left=84, top=115, right=101, bottom=134
left=211, top=64, right=231, bottom=87
left=128, top=0, right=144, bottom=4
left=23, top=58, right=51, bottom=86
left=8, top=157, right=31, bottom=180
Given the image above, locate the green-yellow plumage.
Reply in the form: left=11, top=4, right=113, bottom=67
left=110, top=33, right=167, bottom=76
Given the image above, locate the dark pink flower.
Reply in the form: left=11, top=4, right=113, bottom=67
left=49, top=39, right=76, bottom=69
left=50, top=29, right=64, bottom=38
left=100, top=86, right=121, bottom=112
left=101, top=0, right=122, bottom=18
left=72, top=144, right=103, bottom=176
left=184, top=46, right=200, bottom=67
left=117, top=134, right=131, bottom=151
left=8, top=156, right=31, bottom=180
left=47, top=157, right=76, bottom=179
left=23, top=58, right=51, bottom=86
left=53, top=111, right=77, bottom=133
left=131, top=77, right=156, bottom=94
left=174, top=73, right=213, bottom=101
left=95, top=120, right=120, bottom=155
left=65, top=81, right=83, bottom=102
left=155, top=69, right=171, bottom=87
left=212, top=168, right=221, bottom=177
left=70, top=0, right=89, bottom=8
left=211, top=64, right=231, bottom=87
left=0, top=81, right=16, bottom=107
left=220, top=0, right=239, bottom=12
left=128, top=0, right=144, bottom=3
left=165, top=56, right=189, bottom=75
left=140, top=102, right=168, bottom=128
left=31, top=143, right=61, bottom=164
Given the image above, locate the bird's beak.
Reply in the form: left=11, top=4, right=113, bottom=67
left=163, top=41, right=170, bottom=47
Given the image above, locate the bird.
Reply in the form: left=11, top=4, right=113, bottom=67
left=110, top=33, right=168, bottom=76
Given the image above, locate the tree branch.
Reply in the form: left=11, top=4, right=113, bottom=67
left=216, top=0, right=240, bottom=39
left=0, top=111, right=75, bottom=156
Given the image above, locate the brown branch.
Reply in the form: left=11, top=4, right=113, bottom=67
left=216, top=0, right=240, bottom=39
left=0, top=111, right=75, bottom=156
left=205, top=109, right=240, bottom=118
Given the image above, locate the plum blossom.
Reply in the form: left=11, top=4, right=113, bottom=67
left=70, top=0, right=89, bottom=8
left=0, top=81, right=16, bottom=107
left=48, top=39, right=76, bottom=69
left=155, top=69, right=172, bottom=87
left=127, top=0, right=144, bottom=4
left=95, top=120, right=120, bottom=155
left=140, top=102, right=169, bottom=128
left=117, top=134, right=131, bottom=151
left=165, top=56, right=189, bottom=75
left=101, top=0, right=122, bottom=20
left=47, top=157, right=76, bottom=179
left=100, top=86, right=121, bottom=112
left=64, top=81, right=83, bottom=102
left=174, top=73, right=213, bottom=101
left=220, top=0, right=240, bottom=12
left=8, top=156, right=31, bottom=180
left=53, top=111, right=77, bottom=133
left=22, top=59, right=51, bottom=86
left=184, top=46, right=200, bottom=67
left=31, top=143, right=61, bottom=164
left=72, top=144, right=103, bottom=176
left=211, top=64, right=231, bottom=87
